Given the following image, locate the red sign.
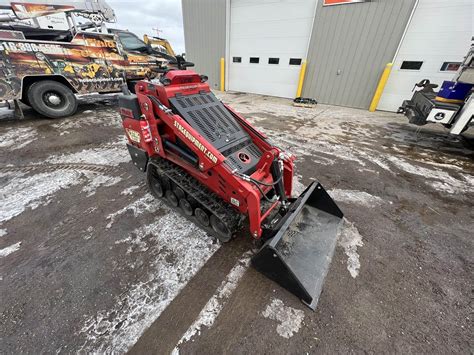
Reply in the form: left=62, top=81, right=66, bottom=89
left=324, top=0, right=366, bottom=5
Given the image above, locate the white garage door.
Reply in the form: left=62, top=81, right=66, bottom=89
left=228, top=0, right=317, bottom=98
left=378, top=0, right=473, bottom=112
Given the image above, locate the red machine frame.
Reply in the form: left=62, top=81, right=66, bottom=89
left=120, top=70, right=295, bottom=238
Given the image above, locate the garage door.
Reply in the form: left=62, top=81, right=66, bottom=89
left=377, top=0, right=473, bottom=112
left=228, top=0, right=317, bottom=98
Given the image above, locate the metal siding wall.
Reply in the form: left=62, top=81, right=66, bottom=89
left=181, top=0, right=226, bottom=90
left=303, top=0, right=417, bottom=109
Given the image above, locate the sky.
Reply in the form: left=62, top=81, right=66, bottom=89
left=107, top=0, right=186, bottom=54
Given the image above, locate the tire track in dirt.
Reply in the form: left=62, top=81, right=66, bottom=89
left=0, top=163, right=120, bottom=174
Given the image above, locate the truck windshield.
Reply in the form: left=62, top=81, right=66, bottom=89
left=118, top=32, right=148, bottom=52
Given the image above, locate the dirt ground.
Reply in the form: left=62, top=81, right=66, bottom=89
left=0, top=92, right=473, bottom=354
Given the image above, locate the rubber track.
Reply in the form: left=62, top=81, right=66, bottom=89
left=150, top=157, right=243, bottom=234
left=0, top=163, right=117, bottom=174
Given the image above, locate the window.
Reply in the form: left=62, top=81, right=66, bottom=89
left=268, top=58, right=279, bottom=64
left=440, top=62, right=461, bottom=72
left=233, top=57, right=242, bottom=63
left=117, top=32, right=148, bottom=52
left=400, top=61, right=423, bottom=70
left=249, top=57, right=259, bottom=64
left=289, top=58, right=302, bottom=65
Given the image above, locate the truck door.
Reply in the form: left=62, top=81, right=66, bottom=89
left=114, top=31, right=161, bottom=79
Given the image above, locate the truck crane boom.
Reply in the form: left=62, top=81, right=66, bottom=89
left=0, top=0, right=116, bottom=24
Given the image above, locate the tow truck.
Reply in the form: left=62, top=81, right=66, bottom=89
left=0, top=0, right=174, bottom=118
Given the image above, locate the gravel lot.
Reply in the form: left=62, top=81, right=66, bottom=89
left=0, top=92, right=472, bottom=354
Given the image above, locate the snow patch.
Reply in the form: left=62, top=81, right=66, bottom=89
left=121, top=185, right=140, bottom=195
left=0, top=241, right=21, bottom=257
left=106, top=194, right=160, bottom=229
left=173, top=252, right=252, bottom=353
left=337, top=219, right=363, bottom=278
left=78, top=212, right=220, bottom=353
left=0, top=169, right=123, bottom=224
left=0, top=229, right=7, bottom=237
left=83, top=226, right=95, bottom=240
left=329, top=189, right=385, bottom=207
left=261, top=298, right=305, bottom=339
left=51, top=110, right=121, bottom=135
left=46, top=138, right=129, bottom=166
left=267, top=131, right=368, bottom=167
left=0, top=170, right=83, bottom=223
left=81, top=172, right=122, bottom=197
left=0, top=127, right=37, bottom=150
left=387, top=156, right=473, bottom=194
left=292, top=174, right=306, bottom=196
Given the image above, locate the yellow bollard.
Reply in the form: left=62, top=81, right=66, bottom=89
left=369, top=63, right=393, bottom=112
left=220, top=57, right=225, bottom=91
left=296, top=60, right=307, bottom=98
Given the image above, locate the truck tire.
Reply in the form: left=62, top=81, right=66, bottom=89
left=27, top=80, right=77, bottom=118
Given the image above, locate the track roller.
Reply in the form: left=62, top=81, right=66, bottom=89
left=195, top=208, right=210, bottom=227
left=166, top=190, right=179, bottom=207
left=180, top=198, right=194, bottom=216
left=210, top=214, right=233, bottom=242
left=174, top=186, right=186, bottom=200
left=146, top=159, right=243, bottom=244
left=147, top=165, right=164, bottom=198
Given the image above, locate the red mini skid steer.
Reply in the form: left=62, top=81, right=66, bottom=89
left=119, top=67, right=343, bottom=309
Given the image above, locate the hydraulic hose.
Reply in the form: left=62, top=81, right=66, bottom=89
left=248, top=179, right=276, bottom=203
left=233, top=171, right=283, bottom=203
left=234, top=171, right=282, bottom=187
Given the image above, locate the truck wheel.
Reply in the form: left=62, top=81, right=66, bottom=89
left=27, top=80, right=77, bottom=118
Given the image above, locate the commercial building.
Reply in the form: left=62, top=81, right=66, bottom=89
left=181, top=0, right=472, bottom=111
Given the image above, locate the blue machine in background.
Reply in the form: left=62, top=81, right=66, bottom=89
left=398, top=42, right=473, bottom=135
left=437, top=81, right=473, bottom=103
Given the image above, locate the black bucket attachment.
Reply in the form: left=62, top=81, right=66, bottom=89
left=252, top=181, right=343, bottom=310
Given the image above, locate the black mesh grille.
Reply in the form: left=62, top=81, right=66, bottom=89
left=169, top=91, right=262, bottom=174
left=188, top=111, right=215, bottom=142
left=169, top=92, right=250, bottom=152
left=247, top=144, right=261, bottom=157
left=221, top=140, right=248, bottom=156
left=227, top=155, right=244, bottom=172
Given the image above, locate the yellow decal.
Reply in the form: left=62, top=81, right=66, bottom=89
left=174, top=121, right=218, bottom=163
left=84, top=38, right=116, bottom=48
left=126, top=128, right=141, bottom=143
